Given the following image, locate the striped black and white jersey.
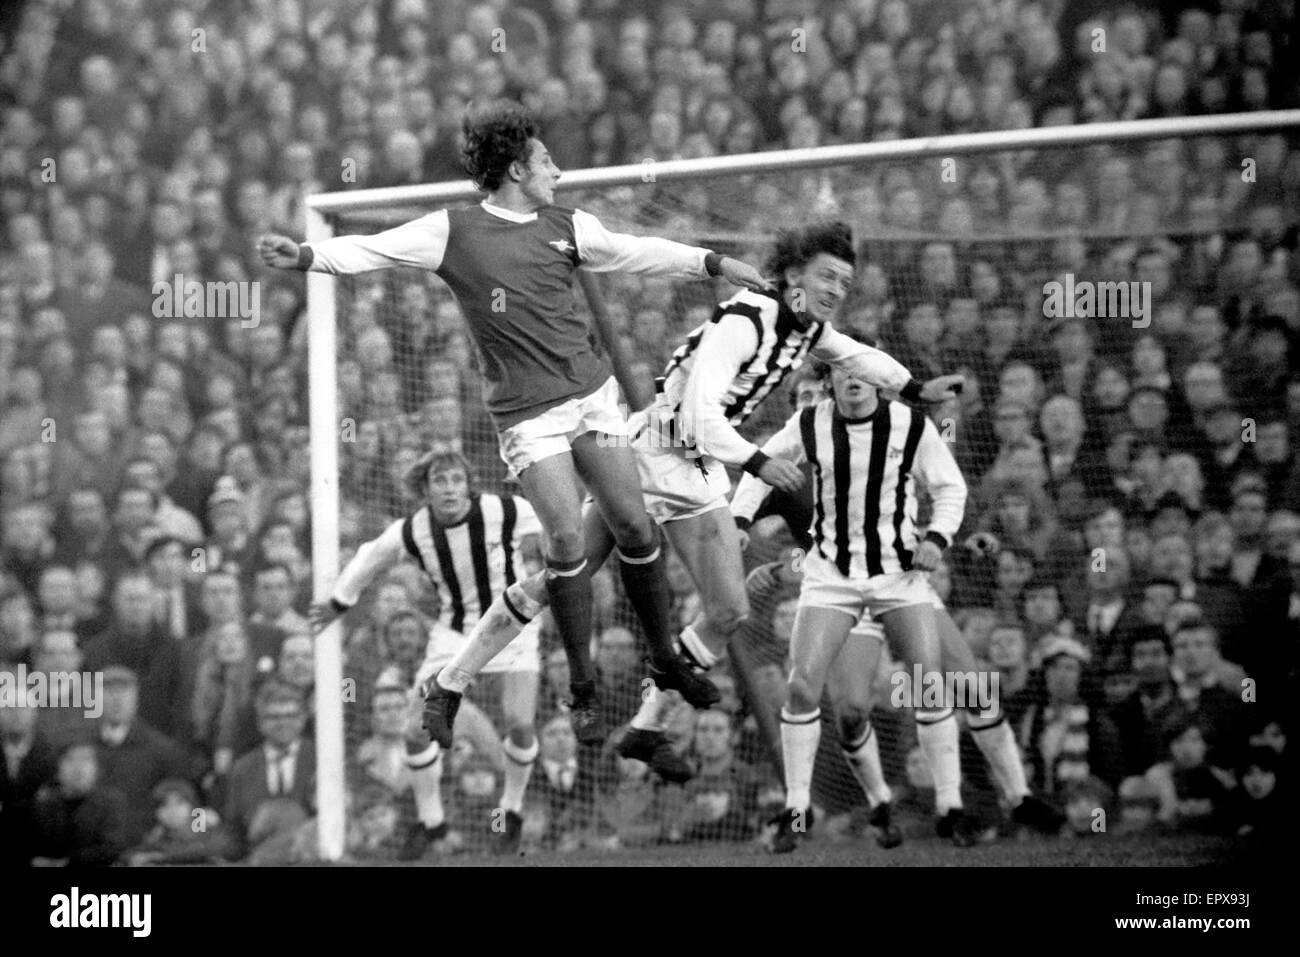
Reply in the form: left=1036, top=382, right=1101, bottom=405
left=332, top=493, right=542, bottom=634
left=731, top=398, right=967, bottom=578
left=660, top=288, right=914, bottom=468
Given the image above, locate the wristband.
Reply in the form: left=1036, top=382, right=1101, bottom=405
left=329, top=597, right=351, bottom=615
left=297, top=243, right=315, bottom=271
left=742, top=449, right=770, bottom=477
left=923, top=531, right=949, bottom=551
left=704, top=251, right=724, bottom=276
left=734, top=516, right=752, bottom=532
left=900, top=379, right=924, bottom=403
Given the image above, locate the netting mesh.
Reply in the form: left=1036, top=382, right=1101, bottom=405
left=323, top=132, right=1298, bottom=853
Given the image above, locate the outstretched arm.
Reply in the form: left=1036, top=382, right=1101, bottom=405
left=258, top=210, right=450, bottom=275
left=310, top=519, right=408, bottom=631
left=574, top=209, right=769, bottom=291
left=810, top=324, right=963, bottom=402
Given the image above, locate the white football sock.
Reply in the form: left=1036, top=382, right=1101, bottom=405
left=406, top=740, right=444, bottom=829
left=915, top=708, right=962, bottom=814
left=500, top=734, right=539, bottom=814
left=780, top=707, right=822, bottom=811
left=968, top=710, right=1029, bottom=805
left=842, top=723, right=892, bottom=807
left=437, top=582, right=540, bottom=693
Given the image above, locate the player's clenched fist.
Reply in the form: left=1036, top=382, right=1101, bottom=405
left=717, top=257, right=773, bottom=293
left=919, top=374, right=966, bottom=402
left=258, top=234, right=301, bottom=269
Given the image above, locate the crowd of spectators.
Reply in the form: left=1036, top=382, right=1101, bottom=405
left=0, top=0, right=1296, bottom=861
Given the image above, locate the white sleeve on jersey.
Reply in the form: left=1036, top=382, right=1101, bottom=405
left=306, top=210, right=449, bottom=274
left=729, top=408, right=807, bottom=525
left=573, top=209, right=711, bottom=279
left=808, top=324, right=914, bottom=394
left=911, top=416, right=968, bottom=547
left=331, top=518, right=407, bottom=607
left=680, top=312, right=765, bottom=466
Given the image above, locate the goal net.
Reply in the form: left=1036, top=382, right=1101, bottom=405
left=306, top=112, right=1300, bottom=860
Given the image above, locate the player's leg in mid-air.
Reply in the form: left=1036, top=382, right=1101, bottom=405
left=771, top=602, right=859, bottom=854
left=570, top=431, right=719, bottom=713
left=825, top=620, right=903, bottom=849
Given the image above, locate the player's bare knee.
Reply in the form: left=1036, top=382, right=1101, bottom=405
left=785, top=675, right=820, bottom=715
left=838, top=706, right=870, bottom=743
left=609, top=511, right=655, bottom=549
left=505, top=722, right=536, bottom=749
left=544, top=527, right=585, bottom=563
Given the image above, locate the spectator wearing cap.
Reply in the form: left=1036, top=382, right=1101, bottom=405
left=143, top=535, right=202, bottom=642
left=27, top=741, right=130, bottom=866
left=1016, top=635, right=1123, bottom=805
left=124, top=778, right=234, bottom=865
left=94, top=665, right=190, bottom=846
left=81, top=570, right=184, bottom=738
left=223, top=682, right=316, bottom=861
left=204, top=477, right=256, bottom=583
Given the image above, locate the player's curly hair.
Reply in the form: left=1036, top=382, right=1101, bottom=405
left=461, top=99, right=539, bottom=192
left=404, top=448, right=474, bottom=500
left=764, top=221, right=856, bottom=287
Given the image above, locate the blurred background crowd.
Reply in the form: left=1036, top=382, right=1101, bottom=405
left=0, top=0, right=1296, bottom=863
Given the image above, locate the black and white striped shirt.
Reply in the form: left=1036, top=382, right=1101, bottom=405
left=661, top=288, right=915, bottom=468
left=332, top=493, right=542, bottom=634
left=731, top=398, right=967, bottom=578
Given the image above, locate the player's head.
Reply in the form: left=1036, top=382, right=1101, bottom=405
left=818, top=330, right=880, bottom=417
left=407, top=449, right=473, bottom=519
left=461, top=99, right=560, bottom=206
left=766, top=221, right=856, bottom=326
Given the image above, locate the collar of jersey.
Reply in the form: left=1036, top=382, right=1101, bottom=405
left=833, top=402, right=885, bottom=426
left=770, top=288, right=817, bottom=338
left=429, top=494, right=480, bottom=528
left=480, top=200, right=538, bottom=223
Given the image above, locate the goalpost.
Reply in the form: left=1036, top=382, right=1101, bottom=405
left=306, top=110, right=1300, bottom=861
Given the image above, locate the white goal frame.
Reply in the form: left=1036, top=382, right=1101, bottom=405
left=304, top=109, right=1300, bottom=861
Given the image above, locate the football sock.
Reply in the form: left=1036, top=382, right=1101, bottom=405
left=842, top=722, right=892, bottom=808
left=545, top=556, right=595, bottom=686
left=780, top=707, right=821, bottom=811
left=915, top=707, right=962, bottom=814
left=616, top=528, right=678, bottom=667
left=406, top=739, right=444, bottom=829
left=500, top=731, right=539, bottom=815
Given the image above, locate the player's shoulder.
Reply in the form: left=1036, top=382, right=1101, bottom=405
left=716, top=288, right=779, bottom=332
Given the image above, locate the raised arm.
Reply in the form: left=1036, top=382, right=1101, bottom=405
left=810, top=324, right=964, bottom=403
left=730, top=409, right=809, bottom=529
left=258, top=210, right=450, bottom=275
left=573, top=209, right=769, bottom=291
